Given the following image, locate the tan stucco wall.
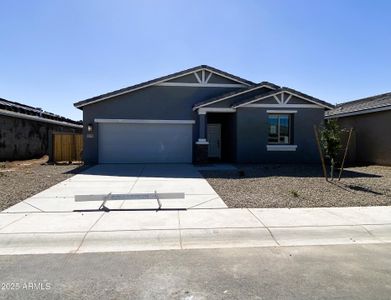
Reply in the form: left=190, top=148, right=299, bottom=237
left=335, top=110, right=391, bottom=166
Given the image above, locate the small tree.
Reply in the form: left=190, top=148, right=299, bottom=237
left=320, top=119, right=342, bottom=180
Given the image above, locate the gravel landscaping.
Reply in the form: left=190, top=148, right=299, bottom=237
left=0, top=158, right=85, bottom=211
left=201, top=164, right=391, bottom=208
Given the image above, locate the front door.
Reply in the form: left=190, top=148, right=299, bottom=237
left=207, top=123, right=221, bottom=159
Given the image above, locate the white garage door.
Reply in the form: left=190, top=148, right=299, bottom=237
left=98, top=121, right=193, bottom=163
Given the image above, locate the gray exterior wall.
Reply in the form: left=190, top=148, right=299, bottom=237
left=0, top=115, right=81, bottom=162
left=335, top=110, right=391, bottom=166
left=82, top=85, right=239, bottom=164
left=235, top=107, right=325, bottom=163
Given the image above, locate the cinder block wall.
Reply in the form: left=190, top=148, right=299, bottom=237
left=0, top=115, right=81, bottom=162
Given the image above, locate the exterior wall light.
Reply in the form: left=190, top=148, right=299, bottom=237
left=87, top=123, right=93, bottom=133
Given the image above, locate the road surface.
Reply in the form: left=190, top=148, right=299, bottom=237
left=0, top=244, right=390, bottom=299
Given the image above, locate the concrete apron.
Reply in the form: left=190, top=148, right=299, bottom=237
left=0, top=206, right=391, bottom=255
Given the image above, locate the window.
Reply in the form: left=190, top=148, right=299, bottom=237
left=268, top=114, right=291, bottom=144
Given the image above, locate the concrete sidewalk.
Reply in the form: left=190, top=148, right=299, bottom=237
left=1, top=206, right=391, bottom=255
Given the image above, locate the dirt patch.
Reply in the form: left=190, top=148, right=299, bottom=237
left=201, top=164, right=391, bottom=208
left=0, top=160, right=86, bottom=211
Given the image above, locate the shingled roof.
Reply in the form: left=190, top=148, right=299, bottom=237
left=326, top=92, right=391, bottom=118
left=0, top=97, right=82, bottom=127
left=74, top=65, right=255, bottom=108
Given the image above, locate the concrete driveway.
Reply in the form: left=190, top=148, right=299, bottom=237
left=3, top=164, right=227, bottom=213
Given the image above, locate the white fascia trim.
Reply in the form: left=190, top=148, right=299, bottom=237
left=94, top=118, right=195, bottom=125
left=75, top=69, right=204, bottom=108
left=286, top=92, right=333, bottom=109
left=267, top=145, right=298, bottom=151
left=234, top=91, right=332, bottom=109
left=233, top=91, right=284, bottom=108
left=325, top=105, right=391, bottom=119
left=206, top=68, right=253, bottom=86
left=198, top=107, right=236, bottom=114
left=267, top=110, right=298, bottom=114
left=244, top=104, right=322, bottom=108
left=75, top=67, right=252, bottom=109
left=157, top=82, right=247, bottom=88
left=193, top=84, right=278, bottom=110
left=0, top=109, right=82, bottom=128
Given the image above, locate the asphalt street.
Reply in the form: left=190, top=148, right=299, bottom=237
left=0, top=244, right=390, bottom=299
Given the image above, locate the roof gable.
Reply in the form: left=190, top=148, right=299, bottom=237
left=193, top=81, right=279, bottom=110
left=74, top=65, right=254, bottom=109
left=232, top=87, right=334, bottom=109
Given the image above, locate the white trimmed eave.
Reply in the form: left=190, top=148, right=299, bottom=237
left=325, top=105, right=391, bottom=119
left=0, top=109, right=82, bottom=128
left=192, top=84, right=278, bottom=111
left=94, top=118, right=195, bottom=125
left=233, top=91, right=333, bottom=109
left=197, top=107, right=236, bottom=114
left=74, top=67, right=253, bottom=109
left=158, top=82, right=247, bottom=88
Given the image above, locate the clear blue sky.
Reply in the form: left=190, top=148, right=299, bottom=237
left=1, top=0, right=390, bottom=120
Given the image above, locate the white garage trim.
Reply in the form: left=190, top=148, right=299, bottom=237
left=98, top=122, right=193, bottom=163
left=95, top=118, right=195, bottom=124
left=198, top=107, right=236, bottom=114
left=266, top=110, right=298, bottom=114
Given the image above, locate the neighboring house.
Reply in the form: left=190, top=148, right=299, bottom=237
left=0, top=98, right=82, bottom=161
left=74, top=65, right=333, bottom=164
left=326, top=92, right=391, bottom=166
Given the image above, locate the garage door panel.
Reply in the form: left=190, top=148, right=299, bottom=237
left=98, top=123, right=192, bottom=163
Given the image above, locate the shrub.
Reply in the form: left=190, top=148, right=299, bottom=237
left=320, top=119, right=342, bottom=180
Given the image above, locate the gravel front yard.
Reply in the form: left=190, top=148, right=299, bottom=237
left=0, top=159, right=85, bottom=211
left=201, top=164, right=391, bottom=208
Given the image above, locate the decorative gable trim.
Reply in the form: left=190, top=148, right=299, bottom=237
left=193, top=83, right=278, bottom=110
left=74, top=65, right=253, bottom=109
left=233, top=90, right=332, bottom=109
left=157, top=68, right=249, bottom=88
left=246, top=104, right=321, bottom=108
left=158, top=82, right=247, bottom=88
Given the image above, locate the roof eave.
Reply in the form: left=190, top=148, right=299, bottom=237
left=326, top=104, right=391, bottom=119
left=232, top=88, right=334, bottom=109
left=73, top=65, right=254, bottom=109
left=192, top=82, right=278, bottom=111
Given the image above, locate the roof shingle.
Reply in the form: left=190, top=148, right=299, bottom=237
left=326, top=92, right=391, bottom=117
left=0, top=98, right=81, bottom=126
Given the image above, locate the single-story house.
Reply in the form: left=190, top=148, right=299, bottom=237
left=326, top=92, right=391, bottom=166
left=0, top=98, right=82, bottom=161
left=74, top=65, right=334, bottom=164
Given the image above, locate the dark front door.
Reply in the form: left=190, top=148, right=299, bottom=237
left=207, top=123, right=221, bottom=159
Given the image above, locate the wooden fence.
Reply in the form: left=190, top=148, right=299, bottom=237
left=53, top=133, right=83, bottom=163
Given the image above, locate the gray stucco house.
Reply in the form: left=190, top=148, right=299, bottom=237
left=74, top=65, right=333, bottom=164
left=326, top=92, right=391, bottom=166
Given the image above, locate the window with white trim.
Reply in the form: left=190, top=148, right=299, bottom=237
left=267, top=114, right=292, bottom=144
